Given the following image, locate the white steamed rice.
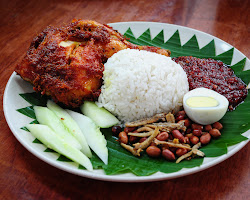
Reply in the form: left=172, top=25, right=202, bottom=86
left=97, top=49, right=189, bottom=122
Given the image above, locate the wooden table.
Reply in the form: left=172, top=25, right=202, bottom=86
left=0, top=0, right=249, bottom=199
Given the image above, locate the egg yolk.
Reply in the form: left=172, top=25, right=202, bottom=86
left=186, top=96, right=219, bottom=108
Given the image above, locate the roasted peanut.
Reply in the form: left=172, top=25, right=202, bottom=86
left=124, top=127, right=136, bottom=133
left=156, top=132, right=169, bottom=141
left=175, top=115, right=185, bottom=121
left=209, top=128, right=221, bottom=138
left=162, top=149, right=176, bottom=160
left=204, top=125, right=212, bottom=132
left=176, top=148, right=188, bottom=157
left=129, top=135, right=138, bottom=143
left=172, top=130, right=185, bottom=143
left=191, top=123, right=203, bottom=131
left=213, top=122, right=223, bottom=130
left=200, top=133, right=211, bottom=145
left=112, top=126, right=122, bottom=134
left=139, top=137, right=147, bottom=143
left=146, top=146, right=161, bottom=157
left=168, top=134, right=174, bottom=140
left=176, top=110, right=186, bottom=117
left=161, top=144, right=169, bottom=150
left=118, top=131, right=128, bottom=144
left=190, top=135, right=199, bottom=144
left=192, top=129, right=202, bottom=137
left=169, top=147, right=176, bottom=153
left=150, top=142, right=157, bottom=146
left=184, top=119, right=191, bottom=127
left=186, top=128, right=192, bottom=134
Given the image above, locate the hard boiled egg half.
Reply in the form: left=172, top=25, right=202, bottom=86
left=183, top=88, right=229, bottom=125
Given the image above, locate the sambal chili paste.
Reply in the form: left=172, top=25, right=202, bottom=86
left=172, top=56, right=248, bottom=110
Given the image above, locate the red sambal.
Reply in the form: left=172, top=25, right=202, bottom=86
left=172, top=56, right=248, bottom=110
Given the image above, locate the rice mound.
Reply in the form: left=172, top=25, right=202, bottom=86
left=97, top=49, right=189, bottom=122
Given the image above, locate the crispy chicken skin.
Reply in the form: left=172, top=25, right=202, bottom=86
left=15, top=20, right=171, bottom=107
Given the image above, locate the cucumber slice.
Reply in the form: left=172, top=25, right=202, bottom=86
left=47, top=100, right=92, bottom=158
left=81, top=101, right=119, bottom=128
left=67, top=110, right=108, bottom=165
left=26, top=124, right=93, bottom=171
left=34, top=106, right=82, bottom=150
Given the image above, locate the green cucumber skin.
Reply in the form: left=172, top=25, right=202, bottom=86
left=26, top=124, right=93, bottom=171
left=81, top=101, right=119, bottom=128
left=47, top=100, right=92, bottom=158
left=67, top=110, right=108, bottom=165
left=34, top=106, right=82, bottom=150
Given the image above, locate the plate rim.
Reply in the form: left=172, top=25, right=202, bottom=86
left=3, top=21, right=250, bottom=182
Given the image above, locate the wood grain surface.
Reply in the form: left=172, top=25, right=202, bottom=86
left=0, top=0, right=249, bottom=199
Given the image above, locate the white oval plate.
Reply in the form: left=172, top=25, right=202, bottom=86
left=3, top=22, right=250, bottom=182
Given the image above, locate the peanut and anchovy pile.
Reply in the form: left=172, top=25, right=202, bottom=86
left=112, top=111, right=223, bottom=163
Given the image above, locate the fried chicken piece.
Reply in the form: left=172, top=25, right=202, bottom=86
left=15, top=20, right=171, bottom=107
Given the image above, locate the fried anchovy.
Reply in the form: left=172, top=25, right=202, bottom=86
left=154, top=139, right=191, bottom=150
left=125, top=113, right=166, bottom=127
left=176, top=142, right=205, bottom=163
left=120, top=143, right=143, bottom=156
left=133, top=127, right=159, bottom=149
left=128, top=131, right=154, bottom=137
left=145, top=121, right=186, bottom=132
left=166, top=112, right=175, bottom=123
left=137, top=126, right=154, bottom=132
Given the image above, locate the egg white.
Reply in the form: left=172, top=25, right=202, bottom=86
left=183, top=88, right=229, bottom=125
